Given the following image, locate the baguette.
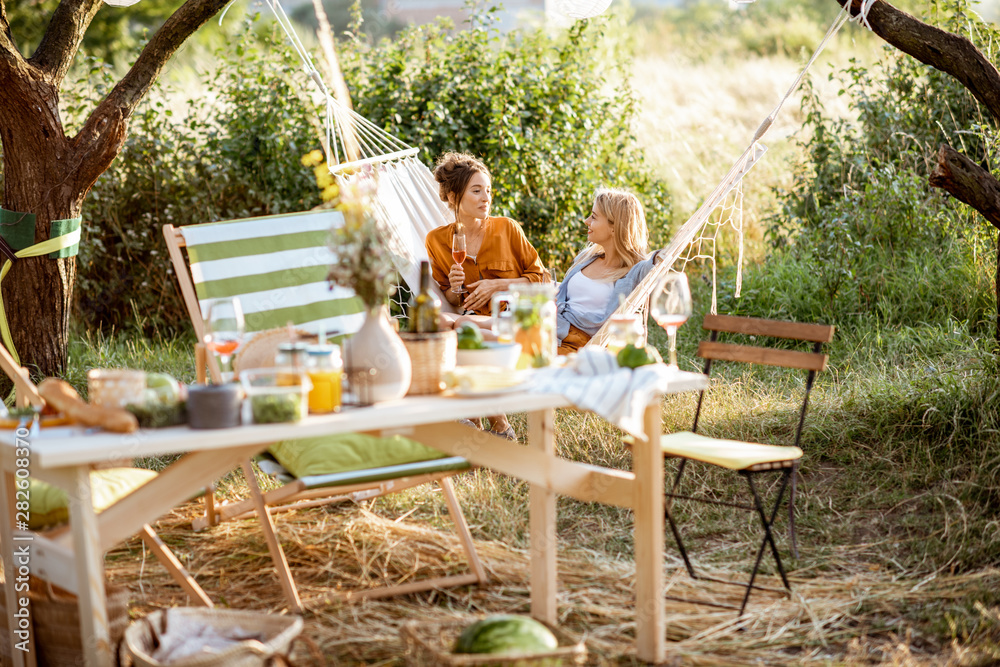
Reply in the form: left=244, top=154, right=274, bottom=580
left=38, top=378, right=139, bottom=433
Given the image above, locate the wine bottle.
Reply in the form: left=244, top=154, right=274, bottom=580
left=410, top=260, right=441, bottom=333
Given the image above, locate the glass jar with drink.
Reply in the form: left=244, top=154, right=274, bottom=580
left=306, top=344, right=343, bottom=413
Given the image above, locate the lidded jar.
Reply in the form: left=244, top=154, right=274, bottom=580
left=606, top=314, right=644, bottom=354
left=306, top=344, right=343, bottom=414
left=275, top=342, right=309, bottom=370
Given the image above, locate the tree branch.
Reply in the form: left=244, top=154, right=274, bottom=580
left=71, top=0, right=229, bottom=189
left=30, top=0, right=102, bottom=84
left=841, top=0, right=1000, bottom=124
left=0, top=0, right=25, bottom=78
left=929, top=144, right=1000, bottom=230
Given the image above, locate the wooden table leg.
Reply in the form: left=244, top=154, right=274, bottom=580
left=62, top=466, right=113, bottom=667
left=634, top=402, right=666, bottom=663
left=1, top=467, right=29, bottom=667
left=528, top=408, right=557, bottom=625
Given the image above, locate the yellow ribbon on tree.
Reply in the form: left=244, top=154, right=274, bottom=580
left=0, top=228, right=82, bottom=365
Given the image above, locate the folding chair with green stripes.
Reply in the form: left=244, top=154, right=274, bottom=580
left=163, top=210, right=486, bottom=612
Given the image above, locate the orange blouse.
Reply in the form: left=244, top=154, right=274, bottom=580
left=425, top=217, right=546, bottom=316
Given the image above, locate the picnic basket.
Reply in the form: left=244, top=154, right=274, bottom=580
left=30, top=578, right=130, bottom=666
left=400, top=330, right=456, bottom=395
left=400, top=619, right=587, bottom=666
left=124, top=607, right=303, bottom=667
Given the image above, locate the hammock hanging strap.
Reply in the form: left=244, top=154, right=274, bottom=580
left=0, top=226, right=82, bottom=365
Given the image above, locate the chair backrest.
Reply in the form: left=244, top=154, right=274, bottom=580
left=693, top=314, right=835, bottom=448
left=164, top=210, right=367, bottom=381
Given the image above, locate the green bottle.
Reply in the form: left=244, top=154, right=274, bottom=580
left=411, top=260, right=441, bottom=333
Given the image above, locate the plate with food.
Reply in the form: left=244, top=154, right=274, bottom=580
left=444, top=367, right=532, bottom=397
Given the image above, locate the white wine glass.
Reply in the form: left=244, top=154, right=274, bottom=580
left=650, top=273, right=692, bottom=369
left=203, top=297, right=245, bottom=382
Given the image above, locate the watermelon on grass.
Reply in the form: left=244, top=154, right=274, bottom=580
left=453, top=615, right=559, bottom=655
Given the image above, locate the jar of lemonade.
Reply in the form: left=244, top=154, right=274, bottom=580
left=275, top=342, right=309, bottom=386
left=306, top=344, right=342, bottom=413
left=605, top=314, right=644, bottom=355
left=492, top=283, right=557, bottom=368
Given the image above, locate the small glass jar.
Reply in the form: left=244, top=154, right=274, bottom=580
left=606, top=314, right=644, bottom=355
left=275, top=342, right=309, bottom=386
left=306, top=344, right=343, bottom=414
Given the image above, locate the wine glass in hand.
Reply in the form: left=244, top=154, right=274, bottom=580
left=203, top=297, right=245, bottom=382
left=451, top=233, right=468, bottom=294
left=650, top=273, right=692, bottom=369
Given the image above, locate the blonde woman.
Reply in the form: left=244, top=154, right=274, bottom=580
left=556, top=188, right=661, bottom=354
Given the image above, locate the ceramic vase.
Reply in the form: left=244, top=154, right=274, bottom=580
left=343, top=305, right=412, bottom=404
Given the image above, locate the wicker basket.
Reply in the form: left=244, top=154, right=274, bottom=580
left=400, top=619, right=587, bottom=666
left=401, top=330, right=456, bottom=395
left=30, top=579, right=130, bottom=667
left=124, top=607, right=303, bottom=667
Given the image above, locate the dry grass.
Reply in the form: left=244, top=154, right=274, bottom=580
left=104, top=468, right=1000, bottom=666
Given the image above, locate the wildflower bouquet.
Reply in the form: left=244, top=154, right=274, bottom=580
left=302, top=151, right=395, bottom=310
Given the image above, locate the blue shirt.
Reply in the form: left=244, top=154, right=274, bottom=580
left=556, top=250, right=660, bottom=343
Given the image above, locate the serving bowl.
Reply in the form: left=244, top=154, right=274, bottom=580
left=455, top=342, right=522, bottom=369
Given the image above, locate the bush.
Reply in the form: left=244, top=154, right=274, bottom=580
left=74, top=20, right=322, bottom=335
left=756, top=0, right=998, bottom=334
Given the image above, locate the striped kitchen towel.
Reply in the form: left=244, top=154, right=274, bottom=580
left=529, top=348, right=673, bottom=438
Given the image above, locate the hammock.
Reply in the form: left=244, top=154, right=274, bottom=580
left=261, top=0, right=869, bottom=344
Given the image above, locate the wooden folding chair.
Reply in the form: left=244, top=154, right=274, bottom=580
left=659, top=314, right=835, bottom=615
left=0, top=344, right=213, bottom=608
left=163, top=211, right=487, bottom=613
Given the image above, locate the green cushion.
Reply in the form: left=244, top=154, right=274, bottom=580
left=268, top=433, right=449, bottom=479
left=28, top=467, right=158, bottom=530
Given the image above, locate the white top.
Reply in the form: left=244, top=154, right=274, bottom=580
left=565, top=271, right=615, bottom=323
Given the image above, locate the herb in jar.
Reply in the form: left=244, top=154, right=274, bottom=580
left=251, top=393, right=302, bottom=423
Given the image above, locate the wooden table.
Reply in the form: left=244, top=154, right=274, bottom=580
left=1, top=371, right=706, bottom=666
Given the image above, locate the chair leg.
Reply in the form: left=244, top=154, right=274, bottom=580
left=739, top=470, right=793, bottom=615
left=789, top=462, right=799, bottom=560
left=439, top=477, right=488, bottom=585
left=664, top=460, right=698, bottom=579
left=240, top=459, right=304, bottom=614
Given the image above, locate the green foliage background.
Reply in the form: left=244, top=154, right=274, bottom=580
left=4, top=9, right=671, bottom=335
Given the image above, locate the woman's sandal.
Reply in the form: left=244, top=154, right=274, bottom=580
left=458, top=418, right=482, bottom=430
left=488, top=425, right=517, bottom=441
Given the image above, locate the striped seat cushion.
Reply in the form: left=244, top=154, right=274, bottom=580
left=180, top=210, right=365, bottom=340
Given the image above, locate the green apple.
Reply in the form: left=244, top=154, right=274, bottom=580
left=146, top=373, right=181, bottom=404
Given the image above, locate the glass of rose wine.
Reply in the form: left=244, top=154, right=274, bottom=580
left=203, top=297, right=245, bottom=382
left=650, top=272, right=692, bottom=369
left=451, top=233, right=468, bottom=294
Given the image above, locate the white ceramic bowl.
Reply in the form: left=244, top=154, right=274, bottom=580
left=455, top=342, right=522, bottom=369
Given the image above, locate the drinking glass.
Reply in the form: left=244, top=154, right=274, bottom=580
left=203, top=297, right=245, bottom=382
left=451, top=233, right=468, bottom=294
left=650, top=273, right=692, bottom=369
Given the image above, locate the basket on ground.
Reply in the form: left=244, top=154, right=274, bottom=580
left=124, top=607, right=303, bottom=667
left=29, top=578, right=129, bottom=666
left=401, top=330, right=456, bottom=395
left=401, top=619, right=586, bottom=666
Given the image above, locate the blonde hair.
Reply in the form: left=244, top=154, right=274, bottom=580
left=573, top=188, right=650, bottom=281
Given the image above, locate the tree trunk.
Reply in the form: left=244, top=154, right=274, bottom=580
left=0, top=55, right=80, bottom=379
left=0, top=0, right=231, bottom=384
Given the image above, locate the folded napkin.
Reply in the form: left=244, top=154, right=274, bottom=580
left=528, top=348, right=675, bottom=438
